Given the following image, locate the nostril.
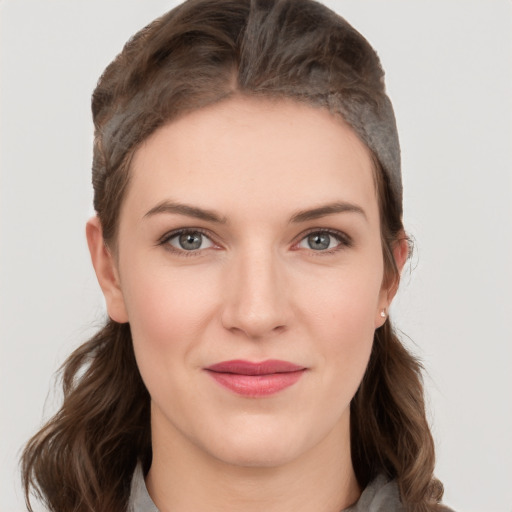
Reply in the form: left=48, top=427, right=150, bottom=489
left=221, top=302, right=290, bottom=339
left=222, top=318, right=287, bottom=339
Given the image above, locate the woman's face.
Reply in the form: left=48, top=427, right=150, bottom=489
left=104, top=97, right=392, bottom=468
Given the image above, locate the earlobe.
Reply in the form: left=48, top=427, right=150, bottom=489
left=85, top=217, right=129, bottom=323
left=375, top=232, right=409, bottom=328
left=375, top=306, right=387, bottom=329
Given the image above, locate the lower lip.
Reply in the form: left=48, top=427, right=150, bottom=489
left=206, top=370, right=305, bottom=397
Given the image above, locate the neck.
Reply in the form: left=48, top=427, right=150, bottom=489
left=146, top=410, right=361, bottom=512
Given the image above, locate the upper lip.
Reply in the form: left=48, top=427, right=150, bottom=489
left=205, top=359, right=305, bottom=375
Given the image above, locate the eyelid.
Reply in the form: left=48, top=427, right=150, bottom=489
left=292, top=228, right=353, bottom=253
left=157, top=227, right=220, bottom=255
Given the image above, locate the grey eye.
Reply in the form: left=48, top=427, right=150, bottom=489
left=307, top=233, right=330, bottom=250
left=179, top=232, right=202, bottom=250
left=298, top=232, right=341, bottom=251
left=168, top=231, right=213, bottom=251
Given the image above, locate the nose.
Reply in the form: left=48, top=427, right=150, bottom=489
left=220, top=247, right=291, bottom=340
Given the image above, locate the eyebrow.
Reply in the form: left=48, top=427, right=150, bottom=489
left=290, top=202, right=367, bottom=223
left=143, top=199, right=366, bottom=224
left=143, top=201, right=227, bottom=224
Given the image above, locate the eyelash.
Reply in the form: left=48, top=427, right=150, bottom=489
left=157, top=228, right=353, bottom=256
left=158, top=228, right=217, bottom=257
left=294, top=228, right=353, bottom=255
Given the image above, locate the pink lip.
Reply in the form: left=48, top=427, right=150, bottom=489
left=205, top=359, right=306, bottom=397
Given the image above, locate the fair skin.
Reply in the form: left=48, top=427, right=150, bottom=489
left=87, top=97, right=407, bottom=512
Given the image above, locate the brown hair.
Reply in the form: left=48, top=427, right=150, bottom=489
left=22, top=1, right=445, bottom=511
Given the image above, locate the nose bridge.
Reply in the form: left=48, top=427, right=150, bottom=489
left=221, top=242, right=289, bottom=338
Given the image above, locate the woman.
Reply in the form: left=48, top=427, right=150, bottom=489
left=21, top=0, right=452, bottom=511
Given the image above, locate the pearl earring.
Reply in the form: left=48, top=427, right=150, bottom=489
left=380, top=309, right=386, bottom=318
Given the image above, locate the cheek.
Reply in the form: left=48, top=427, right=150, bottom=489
left=298, top=257, right=383, bottom=330
left=295, top=257, right=383, bottom=374
left=120, top=260, right=221, bottom=381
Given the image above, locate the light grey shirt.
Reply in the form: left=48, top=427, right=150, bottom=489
left=127, top=464, right=405, bottom=511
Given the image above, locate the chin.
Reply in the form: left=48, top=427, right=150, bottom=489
left=200, top=416, right=315, bottom=469
left=212, top=438, right=300, bottom=469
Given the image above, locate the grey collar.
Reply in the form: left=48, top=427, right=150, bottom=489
left=127, top=464, right=159, bottom=512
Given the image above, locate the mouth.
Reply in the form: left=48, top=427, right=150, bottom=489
left=204, top=359, right=307, bottom=397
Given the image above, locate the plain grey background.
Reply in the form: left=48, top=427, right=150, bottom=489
left=1, top=1, right=511, bottom=511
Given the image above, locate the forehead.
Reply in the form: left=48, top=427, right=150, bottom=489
left=125, top=96, right=378, bottom=223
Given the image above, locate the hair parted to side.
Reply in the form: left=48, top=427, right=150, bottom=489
left=22, top=1, right=445, bottom=511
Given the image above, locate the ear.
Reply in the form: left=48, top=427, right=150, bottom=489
left=375, top=232, right=409, bottom=328
left=86, top=216, right=129, bottom=323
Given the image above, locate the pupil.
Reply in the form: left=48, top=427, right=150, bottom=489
left=179, top=232, right=202, bottom=250
left=308, top=233, right=330, bottom=250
